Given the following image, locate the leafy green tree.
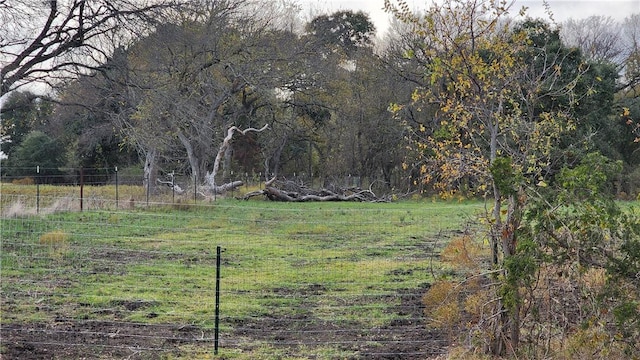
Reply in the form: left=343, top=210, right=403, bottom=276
left=516, top=19, right=623, bottom=172
left=616, top=15, right=640, bottom=194
left=49, top=48, right=138, bottom=180
left=305, top=10, right=376, bottom=57
left=5, top=131, right=65, bottom=182
left=296, top=10, right=410, bottom=189
left=519, top=153, right=640, bottom=356
left=0, top=91, right=52, bottom=159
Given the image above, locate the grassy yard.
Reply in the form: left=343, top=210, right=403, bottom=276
left=1, top=190, right=484, bottom=359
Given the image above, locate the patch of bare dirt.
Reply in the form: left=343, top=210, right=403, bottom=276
left=1, top=320, right=212, bottom=360
left=2, top=283, right=447, bottom=359
left=230, top=283, right=448, bottom=359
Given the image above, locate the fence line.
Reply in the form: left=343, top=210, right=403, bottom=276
left=1, top=189, right=479, bottom=359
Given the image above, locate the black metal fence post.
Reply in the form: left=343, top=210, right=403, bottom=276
left=115, top=166, right=119, bottom=209
left=79, top=167, right=84, bottom=212
left=36, top=166, right=40, bottom=214
left=146, top=175, right=150, bottom=207
left=215, top=245, right=221, bottom=355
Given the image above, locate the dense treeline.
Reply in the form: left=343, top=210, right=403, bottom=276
left=1, top=1, right=408, bottom=192
left=3, top=0, right=637, bottom=196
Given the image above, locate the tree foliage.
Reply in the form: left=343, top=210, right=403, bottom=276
left=305, top=10, right=376, bottom=57
left=0, top=91, right=52, bottom=159
left=385, top=0, right=635, bottom=355
left=4, top=130, right=65, bottom=181
left=519, top=153, right=640, bottom=356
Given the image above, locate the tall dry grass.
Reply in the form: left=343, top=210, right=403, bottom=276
left=1, top=184, right=148, bottom=216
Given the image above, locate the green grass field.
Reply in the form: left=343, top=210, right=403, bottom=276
left=1, top=191, right=484, bottom=359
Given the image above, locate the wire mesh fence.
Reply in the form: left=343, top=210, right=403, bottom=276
left=1, top=176, right=480, bottom=359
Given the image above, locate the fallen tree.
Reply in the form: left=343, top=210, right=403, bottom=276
left=242, top=178, right=390, bottom=202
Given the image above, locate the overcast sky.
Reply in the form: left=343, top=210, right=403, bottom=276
left=299, top=0, right=640, bottom=37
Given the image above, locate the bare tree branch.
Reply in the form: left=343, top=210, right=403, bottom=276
left=1, top=0, right=180, bottom=96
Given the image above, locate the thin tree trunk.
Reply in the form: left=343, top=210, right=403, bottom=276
left=505, top=193, right=522, bottom=352
left=143, top=148, right=157, bottom=193
left=267, top=135, right=288, bottom=178
left=488, top=97, right=521, bottom=355
left=177, top=130, right=200, bottom=183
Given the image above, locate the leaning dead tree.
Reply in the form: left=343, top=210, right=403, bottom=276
left=202, top=124, right=269, bottom=195
left=243, top=177, right=390, bottom=202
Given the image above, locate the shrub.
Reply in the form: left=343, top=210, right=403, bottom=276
left=430, top=301, right=461, bottom=330
left=5, top=131, right=65, bottom=182
left=423, top=280, right=463, bottom=334
left=39, top=230, right=71, bottom=259
left=422, top=280, right=458, bottom=309
left=440, top=234, right=483, bottom=269
left=39, top=229, right=69, bottom=246
left=560, top=326, right=623, bottom=360
left=12, top=177, right=35, bottom=185
left=464, top=288, right=491, bottom=322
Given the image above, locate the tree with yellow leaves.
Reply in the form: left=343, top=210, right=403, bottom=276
left=385, top=0, right=589, bottom=355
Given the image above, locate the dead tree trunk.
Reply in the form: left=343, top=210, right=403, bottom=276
left=202, top=124, right=268, bottom=195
